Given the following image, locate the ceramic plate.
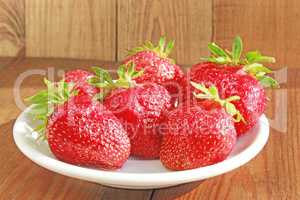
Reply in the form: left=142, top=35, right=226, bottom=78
left=13, top=107, right=269, bottom=189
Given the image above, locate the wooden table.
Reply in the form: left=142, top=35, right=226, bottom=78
left=0, top=58, right=299, bottom=200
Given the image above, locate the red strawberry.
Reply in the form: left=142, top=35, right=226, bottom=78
left=189, top=36, right=278, bottom=136
left=190, top=63, right=265, bottom=135
left=124, top=37, right=186, bottom=107
left=89, top=64, right=172, bottom=159
left=64, top=69, right=99, bottom=98
left=26, top=79, right=130, bottom=169
left=160, top=83, right=238, bottom=170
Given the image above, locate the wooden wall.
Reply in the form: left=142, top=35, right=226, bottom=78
left=0, top=0, right=298, bottom=67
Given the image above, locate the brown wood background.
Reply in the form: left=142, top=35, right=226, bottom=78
left=0, top=0, right=298, bottom=67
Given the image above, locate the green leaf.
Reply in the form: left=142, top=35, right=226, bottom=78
left=191, top=82, right=245, bottom=123
left=132, top=69, right=144, bottom=78
left=209, top=86, right=218, bottom=97
left=190, top=82, right=210, bottom=94
left=232, top=36, right=243, bottom=64
left=127, top=62, right=135, bottom=76
left=208, top=43, right=228, bottom=57
left=243, top=63, right=273, bottom=74
left=235, top=112, right=246, bottom=123
left=93, top=82, right=109, bottom=88
left=114, top=79, right=130, bottom=88
left=255, top=71, right=266, bottom=78
left=258, top=56, right=276, bottom=63
left=127, top=36, right=176, bottom=62
left=214, top=57, right=228, bottom=64
left=93, top=93, right=106, bottom=101
left=203, top=36, right=277, bottom=86
left=258, top=75, right=279, bottom=88
left=117, top=65, right=126, bottom=79
left=201, top=57, right=227, bottom=64
left=43, top=78, right=51, bottom=87
left=30, top=104, right=48, bottom=115
left=87, top=76, right=100, bottom=84
left=26, top=78, right=78, bottom=140
left=34, top=124, right=46, bottom=134
left=226, top=95, right=240, bottom=102
left=144, top=41, right=154, bottom=49
left=158, top=36, right=166, bottom=53
left=193, top=93, right=212, bottom=100
left=225, top=102, right=237, bottom=116
left=91, top=67, right=112, bottom=83
left=165, top=40, right=175, bottom=55
left=63, top=81, right=70, bottom=98
left=224, top=102, right=245, bottom=123
left=245, top=51, right=275, bottom=63
left=25, top=90, right=48, bottom=104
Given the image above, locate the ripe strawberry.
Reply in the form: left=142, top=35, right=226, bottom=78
left=64, top=69, right=99, bottom=97
left=89, top=63, right=172, bottom=159
left=26, top=79, right=130, bottom=169
left=160, top=83, right=238, bottom=170
left=124, top=37, right=186, bottom=107
left=189, top=36, right=278, bottom=136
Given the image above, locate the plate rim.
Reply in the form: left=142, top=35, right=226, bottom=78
left=13, top=107, right=270, bottom=187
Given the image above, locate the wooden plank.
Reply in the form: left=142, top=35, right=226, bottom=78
left=213, top=0, right=300, bottom=69
left=285, top=0, right=300, bottom=69
left=0, top=0, right=25, bottom=57
left=25, top=0, right=116, bottom=61
left=151, top=182, right=201, bottom=200
left=117, top=0, right=212, bottom=65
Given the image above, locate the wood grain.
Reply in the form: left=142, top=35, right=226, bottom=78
left=0, top=0, right=25, bottom=57
left=25, top=0, right=116, bottom=61
left=117, top=0, right=212, bottom=65
left=0, top=58, right=299, bottom=199
left=213, top=0, right=300, bottom=69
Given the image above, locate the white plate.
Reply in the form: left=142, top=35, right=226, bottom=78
left=13, top=107, right=270, bottom=189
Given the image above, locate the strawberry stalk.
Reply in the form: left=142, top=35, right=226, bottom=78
left=127, top=36, right=176, bottom=63
left=88, top=62, right=144, bottom=100
left=191, top=81, right=245, bottom=123
left=202, top=36, right=279, bottom=88
left=26, top=79, right=78, bottom=140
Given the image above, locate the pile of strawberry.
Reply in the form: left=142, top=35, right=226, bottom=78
left=27, top=36, right=278, bottom=171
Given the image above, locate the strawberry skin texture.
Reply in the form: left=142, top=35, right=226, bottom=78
left=104, top=83, right=172, bottom=159
left=189, top=62, right=266, bottom=136
left=125, top=51, right=186, bottom=106
left=160, top=102, right=237, bottom=170
left=64, top=69, right=99, bottom=98
left=47, top=95, right=130, bottom=169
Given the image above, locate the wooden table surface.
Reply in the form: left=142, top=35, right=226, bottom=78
left=0, top=58, right=298, bottom=200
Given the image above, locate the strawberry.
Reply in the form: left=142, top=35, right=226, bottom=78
left=26, top=79, right=130, bottom=169
left=89, top=63, right=172, bottom=159
left=160, top=83, right=239, bottom=170
left=189, top=36, right=279, bottom=136
left=64, top=69, right=99, bottom=98
left=124, top=37, right=186, bottom=107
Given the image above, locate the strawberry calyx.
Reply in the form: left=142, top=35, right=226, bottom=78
left=202, top=36, right=279, bottom=88
left=26, top=79, right=78, bottom=140
left=191, top=81, right=245, bottom=123
left=127, top=36, right=176, bottom=63
left=88, top=62, right=144, bottom=100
